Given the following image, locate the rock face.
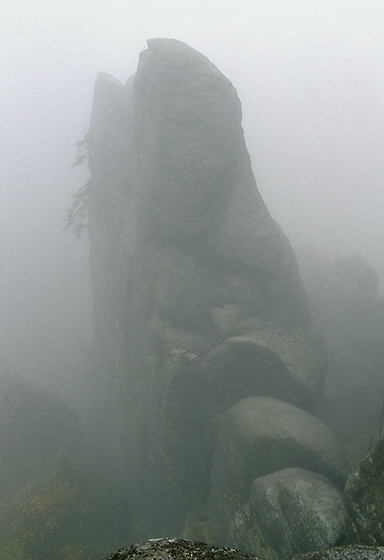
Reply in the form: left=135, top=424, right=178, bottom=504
left=343, top=428, right=384, bottom=546
left=86, top=38, right=331, bottom=539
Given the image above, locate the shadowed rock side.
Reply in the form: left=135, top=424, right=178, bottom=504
left=86, top=38, right=330, bottom=538
left=343, top=427, right=384, bottom=546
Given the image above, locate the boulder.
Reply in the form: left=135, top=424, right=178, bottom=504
left=343, top=429, right=384, bottom=545
left=209, top=397, right=350, bottom=540
left=203, top=329, right=326, bottom=416
left=246, top=468, right=346, bottom=558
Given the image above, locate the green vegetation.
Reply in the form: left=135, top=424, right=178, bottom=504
left=65, top=133, right=92, bottom=238
left=0, top=456, right=131, bottom=560
left=0, top=373, right=131, bottom=560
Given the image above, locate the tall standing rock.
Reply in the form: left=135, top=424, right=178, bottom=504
left=208, top=397, right=350, bottom=547
left=86, top=39, right=326, bottom=537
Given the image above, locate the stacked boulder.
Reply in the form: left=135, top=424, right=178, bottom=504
left=99, top=539, right=384, bottom=560
left=209, top=397, right=350, bottom=558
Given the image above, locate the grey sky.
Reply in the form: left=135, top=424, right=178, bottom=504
left=1, top=0, right=384, bottom=379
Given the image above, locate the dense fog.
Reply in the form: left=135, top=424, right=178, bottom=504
left=2, top=1, right=384, bottom=382
left=1, top=1, right=384, bottom=558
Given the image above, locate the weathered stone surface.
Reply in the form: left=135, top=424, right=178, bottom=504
left=87, top=71, right=136, bottom=389
left=343, top=429, right=384, bottom=545
left=208, top=397, right=350, bottom=540
left=86, top=38, right=327, bottom=536
left=203, top=329, right=326, bottom=416
left=224, top=502, right=278, bottom=560
left=100, top=538, right=262, bottom=560
left=292, top=545, right=384, bottom=560
left=247, top=468, right=347, bottom=558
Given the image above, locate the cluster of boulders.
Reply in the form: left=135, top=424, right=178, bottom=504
left=85, top=39, right=384, bottom=559
left=208, top=397, right=350, bottom=557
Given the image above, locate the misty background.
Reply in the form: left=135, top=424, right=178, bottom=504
left=1, top=0, right=384, bottom=388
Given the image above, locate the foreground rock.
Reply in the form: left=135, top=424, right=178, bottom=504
left=248, top=468, right=347, bottom=558
left=100, top=541, right=384, bottom=560
left=293, top=545, right=384, bottom=560
left=100, top=538, right=261, bottom=560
